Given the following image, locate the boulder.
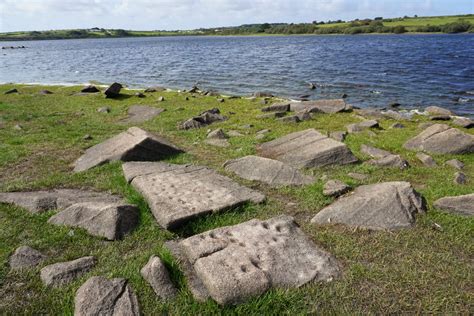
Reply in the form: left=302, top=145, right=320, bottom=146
left=120, top=105, right=164, bottom=124
left=323, top=180, right=350, bottom=197
left=257, top=129, right=357, bottom=169
left=425, top=106, right=452, bottom=116
left=311, top=182, right=426, bottom=230
left=48, top=202, right=139, bottom=240
left=81, top=85, right=100, bottom=93
left=178, top=109, right=227, bottom=130
left=104, top=82, right=123, bottom=98
left=207, top=128, right=227, bottom=139
left=434, top=194, right=474, bottom=216
left=290, top=99, right=351, bottom=114
left=329, top=131, right=347, bottom=142
left=9, top=246, right=46, bottom=270
left=168, top=215, right=340, bottom=305
left=453, top=117, right=474, bottom=129
left=445, top=159, right=464, bottom=170
left=123, top=162, right=265, bottom=229
left=403, top=124, right=474, bottom=154
left=261, top=103, right=290, bottom=112
left=40, top=256, right=96, bottom=287
left=224, top=155, right=314, bottom=187
left=73, top=127, right=182, bottom=172
left=347, top=120, right=379, bottom=133
left=140, top=256, right=177, bottom=300
left=416, top=153, right=437, bottom=167
left=74, top=276, right=140, bottom=315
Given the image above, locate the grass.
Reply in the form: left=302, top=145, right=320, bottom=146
left=0, top=84, right=473, bottom=314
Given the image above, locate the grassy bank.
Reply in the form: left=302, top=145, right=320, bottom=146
left=0, top=84, right=473, bottom=314
left=1, top=14, right=473, bottom=41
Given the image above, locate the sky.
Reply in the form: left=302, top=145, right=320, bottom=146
left=0, top=0, right=473, bottom=32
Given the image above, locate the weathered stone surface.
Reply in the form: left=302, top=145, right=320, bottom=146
left=361, top=144, right=409, bottom=169
left=296, top=111, right=312, bottom=121
left=425, top=106, right=452, bottom=116
left=290, top=99, right=351, bottom=114
left=261, top=103, right=290, bottom=112
left=224, top=155, right=314, bottom=187
left=311, top=182, right=426, bottom=230
left=48, top=202, right=139, bottom=240
left=74, top=276, right=140, bottom=316
left=453, top=117, right=474, bottom=129
left=140, top=256, right=177, bottom=300
left=207, top=128, right=227, bottom=139
left=178, top=108, right=227, bottom=130
left=434, top=194, right=474, bottom=217
left=120, top=105, right=164, bottom=124
left=403, top=124, right=474, bottom=154
left=40, top=256, right=96, bottom=287
left=172, top=215, right=339, bottom=305
left=347, top=120, right=379, bottom=133
left=81, top=85, right=100, bottom=93
left=257, top=129, right=357, bottom=168
left=453, top=172, right=467, bottom=185
left=329, top=131, right=347, bottom=142
left=416, top=153, right=437, bottom=167
left=123, top=162, right=265, bottom=229
left=104, top=82, right=123, bottom=98
left=323, top=180, right=350, bottom=197
left=360, top=144, right=391, bottom=158
left=445, top=159, right=464, bottom=170
left=73, top=127, right=182, bottom=172
left=9, top=246, right=46, bottom=270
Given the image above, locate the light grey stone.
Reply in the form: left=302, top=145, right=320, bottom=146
left=174, top=215, right=340, bottom=305
left=178, top=109, right=226, bottom=130
left=452, top=117, right=473, bottom=129
left=97, top=106, right=111, bottom=113
left=425, top=106, right=453, bottom=116
left=403, top=124, right=474, bottom=154
left=290, top=99, right=351, bottom=114
left=9, top=246, right=46, bottom=270
left=73, top=127, right=182, bottom=172
left=74, top=276, right=140, bottom=316
left=323, top=180, right=350, bottom=197
left=40, top=256, right=96, bottom=287
left=277, top=115, right=300, bottom=123
left=445, top=159, right=464, bottom=170
left=122, top=162, right=265, bottom=229
left=416, top=153, right=437, bottom=167
left=360, top=144, right=392, bottom=159
left=207, top=128, right=227, bottom=139
left=257, top=129, right=357, bottom=169
left=347, top=172, right=368, bottom=181
left=257, top=112, right=286, bottom=119
left=48, top=202, right=139, bottom=240
left=140, top=256, right=177, bottom=300
left=311, top=181, right=426, bottom=230
left=120, top=105, right=164, bottom=124
left=347, top=120, right=379, bottom=133
left=329, top=131, right=347, bottom=142
left=261, top=103, right=290, bottom=112
left=224, top=155, right=314, bottom=187
left=205, top=139, right=230, bottom=147
left=434, top=194, right=474, bottom=217
left=361, top=145, right=409, bottom=169
left=228, top=130, right=244, bottom=137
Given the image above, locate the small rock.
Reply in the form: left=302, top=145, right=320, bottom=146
left=104, top=82, right=123, bottom=98
left=296, top=111, right=312, bottom=121
left=4, top=88, right=18, bottom=94
left=416, top=153, right=437, bottom=167
left=323, top=180, right=350, bottom=197
left=390, top=122, right=405, bottom=129
left=9, top=246, right=46, bottom=270
left=348, top=172, right=368, bottom=181
left=341, top=93, right=348, bottom=99
left=40, top=256, right=96, bottom=287
left=257, top=112, right=286, bottom=119
left=228, top=130, right=244, bottom=137
left=135, top=92, right=146, bottom=98
left=121, top=105, right=164, bottom=124
left=259, top=99, right=268, bottom=105
left=178, top=109, right=227, bottom=130
left=329, top=131, right=347, bottom=142
left=430, top=115, right=451, bottom=121
left=261, top=103, right=290, bottom=112
left=82, top=134, right=93, bottom=141
left=434, top=194, right=474, bottom=216
left=389, top=102, right=401, bottom=108
left=157, top=96, right=165, bottom=102
left=445, top=159, right=464, bottom=170
left=253, top=91, right=274, bottom=98
left=452, top=117, right=473, bottom=129
left=217, top=98, right=225, bottom=103
left=140, top=256, right=177, bottom=300
left=185, top=97, right=189, bottom=101
left=278, top=115, right=300, bottom=123
left=145, top=86, right=166, bottom=93
left=39, top=90, right=53, bottom=95
left=14, top=124, right=23, bottom=130
left=207, top=128, right=227, bottom=139
left=242, top=124, right=253, bottom=129
left=97, top=106, right=110, bottom=113
left=205, top=139, right=230, bottom=147
left=347, top=120, right=379, bottom=133
left=453, top=172, right=467, bottom=185
left=75, top=276, right=140, bottom=315
left=309, top=83, right=316, bottom=90
left=81, top=85, right=100, bottom=93
left=425, top=106, right=453, bottom=116
left=257, top=129, right=271, bottom=135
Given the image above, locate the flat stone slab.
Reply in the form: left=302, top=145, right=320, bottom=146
left=434, top=194, right=474, bottom=217
left=120, top=105, right=165, bottom=124
left=256, top=129, right=358, bottom=168
left=361, top=145, right=409, bottom=169
left=48, top=202, right=139, bottom=240
left=169, top=215, right=340, bottom=305
left=122, top=162, right=265, bottom=229
left=141, top=256, right=177, bottom=300
left=0, top=189, right=122, bottom=214
left=404, top=124, right=474, bottom=154
left=224, top=155, right=314, bottom=187
left=75, top=276, right=140, bottom=315
left=9, top=246, right=47, bottom=270
left=40, top=256, right=96, bottom=287
left=311, top=181, right=426, bottom=230
left=73, top=127, right=183, bottom=172
left=290, top=99, right=351, bottom=114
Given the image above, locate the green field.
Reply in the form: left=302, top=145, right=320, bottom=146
left=0, top=84, right=473, bottom=314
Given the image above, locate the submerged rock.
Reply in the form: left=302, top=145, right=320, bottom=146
left=311, top=181, right=426, bottom=230
left=257, top=129, right=357, bottom=169
left=74, top=276, right=140, bottom=316
left=404, top=124, right=474, bottom=154
left=434, top=194, right=474, bottom=217
left=40, top=256, right=96, bottom=287
left=167, top=215, right=340, bottom=305
left=9, top=246, right=46, bottom=270
left=224, top=155, right=314, bottom=187
left=122, top=162, right=265, bottom=229
left=73, top=127, right=182, bottom=172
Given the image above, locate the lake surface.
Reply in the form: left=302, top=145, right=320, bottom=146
left=1, top=34, right=473, bottom=115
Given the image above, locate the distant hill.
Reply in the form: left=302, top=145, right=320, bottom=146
left=1, top=14, right=473, bottom=41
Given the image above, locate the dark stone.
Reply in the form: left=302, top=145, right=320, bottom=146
left=4, top=88, right=18, bottom=94
left=81, top=85, right=100, bottom=93
left=104, top=82, right=123, bottom=98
